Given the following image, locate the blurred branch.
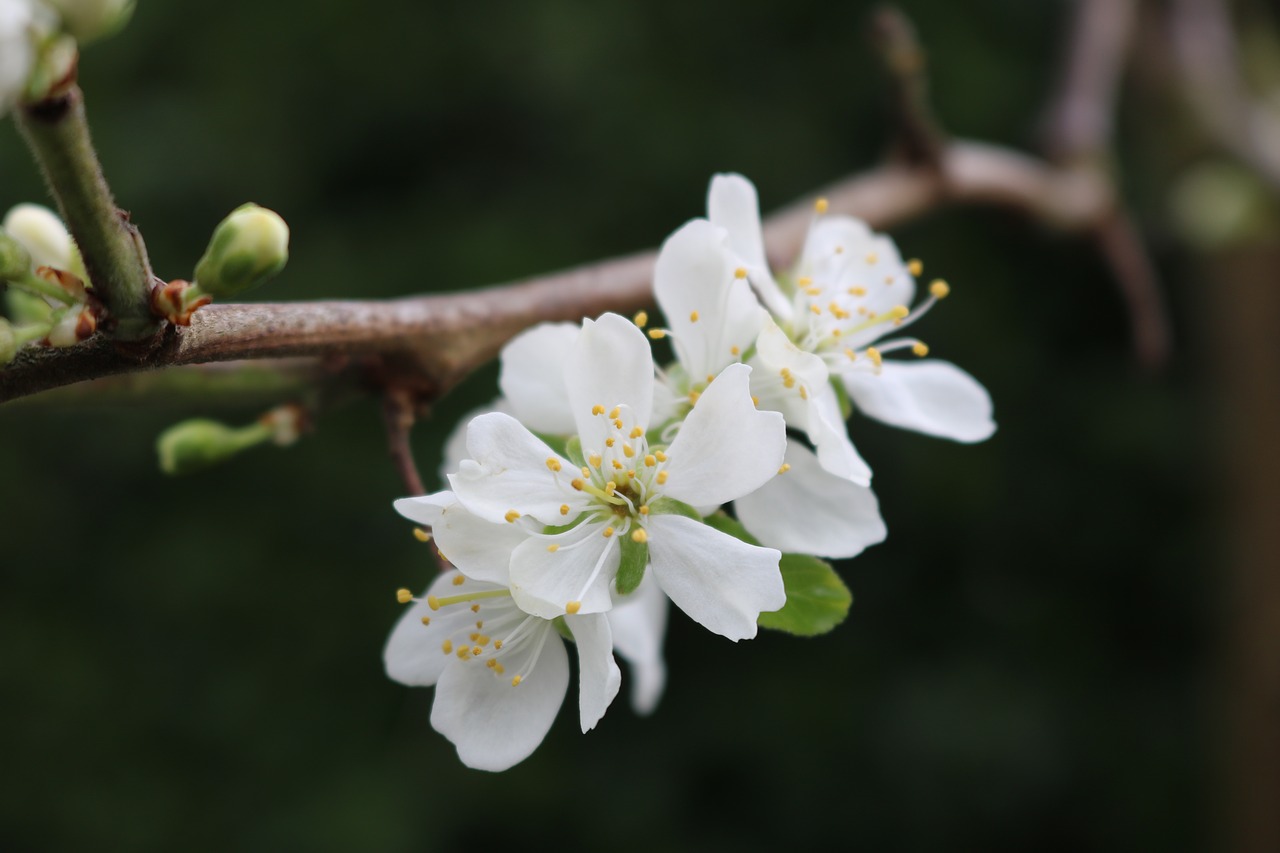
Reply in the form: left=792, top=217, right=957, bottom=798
left=872, top=7, right=946, bottom=168
left=382, top=388, right=425, bottom=497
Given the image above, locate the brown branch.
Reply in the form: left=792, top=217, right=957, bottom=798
left=871, top=6, right=946, bottom=168
left=2, top=141, right=1149, bottom=406
left=381, top=388, right=426, bottom=497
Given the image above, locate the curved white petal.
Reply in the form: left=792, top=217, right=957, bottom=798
left=384, top=571, right=483, bottom=687
left=566, top=313, right=656, bottom=450
left=508, top=525, right=619, bottom=619
left=440, top=398, right=511, bottom=482
left=801, top=219, right=915, bottom=322
left=735, top=439, right=886, bottom=558
left=647, top=513, right=784, bottom=642
left=653, top=218, right=764, bottom=382
left=449, top=412, right=581, bottom=525
left=842, top=359, right=996, bottom=443
left=2, top=203, right=73, bottom=270
left=662, top=363, right=786, bottom=508
left=708, top=173, right=791, bottom=320
left=499, top=323, right=579, bottom=435
left=608, top=573, right=669, bottom=715
left=430, top=622, right=569, bottom=772
left=394, top=493, right=523, bottom=585
left=565, top=612, right=622, bottom=732
left=805, top=385, right=872, bottom=485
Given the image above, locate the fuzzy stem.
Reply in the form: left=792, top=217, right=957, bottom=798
left=15, top=86, right=159, bottom=341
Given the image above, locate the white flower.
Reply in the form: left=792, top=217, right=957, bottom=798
left=388, top=496, right=621, bottom=772
left=2, top=202, right=74, bottom=271
left=447, top=312, right=788, bottom=642
left=707, top=173, right=996, bottom=445
left=0, top=0, right=40, bottom=114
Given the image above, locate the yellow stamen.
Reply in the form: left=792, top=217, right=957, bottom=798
left=751, top=395, right=759, bottom=406
left=442, top=640, right=453, bottom=654
left=689, top=310, right=699, bottom=323
left=511, top=675, right=523, bottom=687
left=566, top=601, right=581, bottom=614
left=688, top=390, right=700, bottom=404
left=504, top=509, right=520, bottom=523
left=814, top=197, right=829, bottom=214
left=589, top=453, right=602, bottom=469
left=865, top=252, right=878, bottom=265
left=649, top=329, right=666, bottom=339
left=644, top=454, right=657, bottom=467
left=779, top=463, right=792, bottom=474
left=486, top=659, right=498, bottom=669
left=798, top=277, right=813, bottom=287
left=866, top=346, right=883, bottom=367
left=609, top=406, right=621, bottom=419
left=571, top=478, right=585, bottom=490
left=612, top=459, right=624, bottom=470
left=629, top=426, right=644, bottom=439
left=605, top=437, right=615, bottom=448
left=930, top=279, right=950, bottom=299
left=639, top=505, right=650, bottom=515
left=734, top=267, right=748, bottom=279
left=655, top=451, right=667, bottom=462
left=452, top=574, right=466, bottom=586
left=633, top=310, right=648, bottom=327
left=546, top=457, right=562, bottom=472
left=547, top=544, right=559, bottom=553
left=420, top=616, right=431, bottom=626
left=848, top=286, right=866, bottom=297
left=809, top=304, right=822, bottom=315
left=412, top=528, right=431, bottom=543
left=912, top=342, right=929, bottom=357
left=657, top=471, right=669, bottom=485
left=799, top=385, right=809, bottom=400
left=591, top=404, right=605, bottom=416
left=494, top=639, right=503, bottom=650
left=907, top=258, right=923, bottom=276
left=396, top=588, right=413, bottom=604
left=631, top=528, right=648, bottom=543
left=730, top=346, right=740, bottom=356
left=602, top=526, right=615, bottom=538
left=560, top=504, right=570, bottom=516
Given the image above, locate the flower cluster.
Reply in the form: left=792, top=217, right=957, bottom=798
left=385, top=174, right=994, bottom=770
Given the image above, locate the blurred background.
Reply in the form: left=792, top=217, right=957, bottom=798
left=2, top=0, right=1276, bottom=850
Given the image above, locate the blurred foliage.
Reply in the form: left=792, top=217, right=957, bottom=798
left=0, top=0, right=1216, bottom=850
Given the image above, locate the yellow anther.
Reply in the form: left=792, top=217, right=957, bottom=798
left=613, top=418, right=624, bottom=430
left=657, top=471, right=669, bottom=485
left=782, top=375, right=796, bottom=389
left=471, top=603, right=481, bottom=613
left=566, top=601, right=582, bottom=614
left=426, top=595, right=440, bottom=610
left=412, top=528, right=431, bottom=543
left=629, top=426, right=644, bottom=439
left=589, top=453, right=602, bottom=469
left=889, top=304, right=910, bottom=320
left=580, top=466, right=591, bottom=478
left=494, top=639, right=503, bottom=650
left=560, top=504, right=570, bottom=516
left=457, top=647, right=470, bottom=659
left=815, top=197, right=829, bottom=214
left=866, top=346, right=883, bottom=367
left=751, top=395, right=759, bottom=406
left=865, top=252, right=878, bottom=264
left=689, top=310, right=700, bottom=323
left=511, top=675, right=523, bottom=687
left=441, top=640, right=453, bottom=654
left=472, top=646, right=483, bottom=656
left=798, top=277, right=813, bottom=287
left=835, top=246, right=845, bottom=254
left=655, top=451, right=667, bottom=462
left=486, top=659, right=498, bottom=669
left=494, top=662, right=505, bottom=674
left=603, top=526, right=615, bottom=538
left=546, top=457, right=562, bottom=472
left=644, top=454, right=657, bottom=467
left=396, top=588, right=414, bottom=604
left=470, top=632, right=479, bottom=642
left=832, top=328, right=843, bottom=337
left=605, top=437, right=615, bottom=447
left=649, top=329, right=667, bottom=339
left=734, top=267, right=748, bottom=279
left=845, top=348, right=857, bottom=360
left=930, top=279, right=950, bottom=299
left=476, top=620, right=484, bottom=629
left=609, top=406, right=620, bottom=419
left=571, top=477, right=585, bottom=490
left=504, top=509, right=520, bottom=523
left=730, top=345, right=740, bottom=356
left=634, top=310, right=648, bottom=328
left=611, top=459, right=624, bottom=470
left=799, top=385, right=809, bottom=400
left=829, top=301, right=841, bottom=314
left=884, top=275, right=895, bottom=285
left=805, top=287, right=822, bottom=297
left=420, top=616, right=431, bottom=626
left=907, top=258, right=923, bottom=276
left=848, top=286, right=867, bottom=297
left=639, top=505, right=650, bottom=515
left=631, top=528, right=648, bottom=543
left=912, top=342, right=930, bottom=357
left=809, top=304, right=823, bottom=315
left=779, top=463, right=792, bottom=474
left=623, top=444, right=636, bottom=458
left=605, top=481, right=617, bottom=495
left=592, top=404, right=605, bottom=416
left=477, top=635, right=489, bottom=645
left=627, top=469, right=636, bottom=479
left=452, top=574, right=466, bottom=586
left=547, top=544, right=559, bottom=553
left=688, top=390, right=700, bottom=405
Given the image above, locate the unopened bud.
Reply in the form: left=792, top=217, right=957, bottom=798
left=193, top=203, right=289, bottom=298
left=156, top=418, right=275, bottom=476
left=44, top=302, right=96, bottom=347
left=45, top=0, right=135, bottom=44
left=0, top=229, right=31, bottom=280
left=2, top=204, right=73, bottom=271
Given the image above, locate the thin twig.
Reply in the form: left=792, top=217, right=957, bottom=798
left=871, top=6, right=946, bottom=169
left=382, top=388, right=425, bottom=497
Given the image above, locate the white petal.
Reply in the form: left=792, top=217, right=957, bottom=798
left=735, top=439, right=886, bottom=558
left=608, top=573, right=669, bottom=715
left=707, top=173, right=791, bottom=320
left=440, top=398, right=511, bottom=482
left=805, top=386, right=873, bottom=485
left=653, top=218, right=764, bottom=381
left=394, top=493, right=523, bottom=585
left=508, top=525, right=620, bottom=619
left=2, top=203, right=73, bottom=270
left=566, top=313, right=656, bottom=449
left=661, top=363, right=786, bottom=508
left=430, top=623, right=568, bottom=772
left=754, top=317, right=830, bottom=393
left=449, top=412, right=580, bottom=525
left=842, top=359, right=996, bottom=443
left=800, top=218, right=915, bottom=335
left=565, top=613, right=622, bottom=732
left=384, top=571, right=499, bottom=687
left=499, top=323, right=579, bottom=435
left=647, top=514, right=784, bottom=642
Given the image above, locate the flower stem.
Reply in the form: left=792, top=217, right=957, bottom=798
left=15, top=87, right=159, bottom=341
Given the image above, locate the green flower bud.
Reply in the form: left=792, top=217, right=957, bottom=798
left=0, top=229, right=32, bottom=281
left=157, top=418, right=274, bottom=476
left=193, top=204, right=290, bottom=298
left=45, top=0, right=135, bottom=44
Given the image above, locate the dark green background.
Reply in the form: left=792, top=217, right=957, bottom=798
left=1, top=1, right=1218, bottom=850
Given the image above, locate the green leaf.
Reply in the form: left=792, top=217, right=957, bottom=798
left=758, top=553, right=852, bottom=637
left=616, top=533, right=649, bottom=595
left=646, top=496, right=701, bottom=521
left=563, top=434, right=585, bottom=468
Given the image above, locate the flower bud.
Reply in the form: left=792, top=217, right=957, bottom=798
left=0, top=0, right=39, bottom=113
left=45, top=0, right=134, bottom=44
left=193, top=204, right=290, bottom=298
left=0, top=317, right=16, bottom=365
left=2, top=203, right=74, bottom=271
left=0, top=228, right=31, bottom=280
left=157, top=418, right=273, bottom=476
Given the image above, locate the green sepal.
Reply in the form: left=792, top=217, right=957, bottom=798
left=831, top=375, right=853, bottom=420
left=615, top=533, right=649, bottom=595
left=563, top=434, right=585, bottom=468
left=646, top=496, right=701, bottom=521
left=552, top=616, right=574, bottom=642
left=758, top=553, right=852, bottom=637
left=542, top=514, right=588, bottom=536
